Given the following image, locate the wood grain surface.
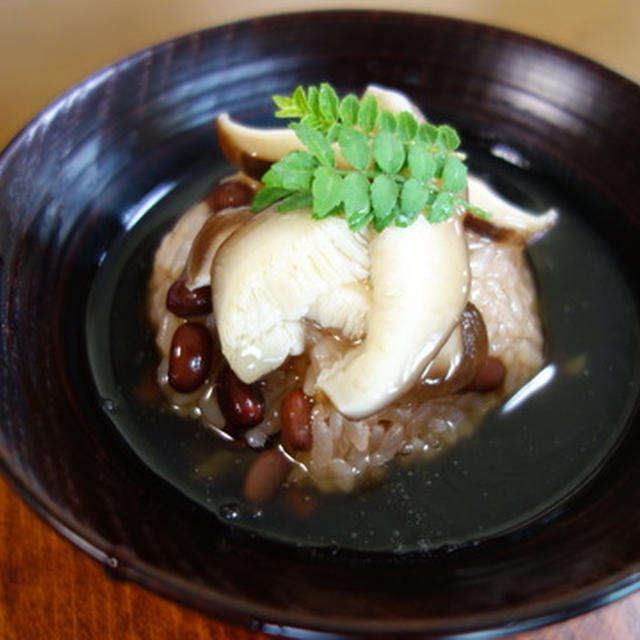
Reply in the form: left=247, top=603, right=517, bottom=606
left=1, top=1, right=639, bottom=638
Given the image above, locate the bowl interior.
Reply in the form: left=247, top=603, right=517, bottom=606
left=1, top=10, right=640, bottom=638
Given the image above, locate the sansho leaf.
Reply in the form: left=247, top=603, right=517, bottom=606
left=273, top=93, right=299, bottom=118
left=373, top=130, right=405, bottom=174
left=325, top=122, right=341, bottom=143
left=262, top=150, right=317, bottom=191
left=343, top=172, right=371, bottom=220
left=400, top=178, right=426, bottom=218
left=396, top=111, right=419, bottom=142
left=319, top=83, right=340, bottom=122
left=291, top=123, right=335, bottom=167
left=371, top=174, right=399, bottom=223
left=428, top=191, right=454, bottom=222
left=438, top=124, right=461, bottom=150
left=307, top=86, right=320, bottom=118
left=300, top=114, right=325, bottom=131
left=339, top=94, right=360, bottom=125
left=357, top=94, right=379, bottom=132
left=278, top=191, right=313, bottom=212
left=312, top=166, right=343, bottom=218
left=252, top=83, right=486, bottom=231
left=251, top=186, right=293, bottom=212
left=347, top=210, right=374, bottom=231
left=418, top=122, right=439, bottom=144
left=407, top=141, right=436, bottom=182
left=441, top=155, right=467, bottom=194
left=373, top=204, right=398, bottom=232
left=378, top=110, right=397, bottom=133
left=338, top=127, right=370, bottom=171
left=273, top=93, right=292, bottom=110
left=292, top=86, right=309, bottom=113
left=467, top=204, right=491, bottom=220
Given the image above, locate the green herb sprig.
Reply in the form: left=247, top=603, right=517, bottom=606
left=251, top=83, right=486, bottom=231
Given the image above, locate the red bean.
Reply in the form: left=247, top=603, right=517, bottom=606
left=166, top=277, right=212, bottom=317
left=168, top=322, right=213, bottom=393
left=205, top=180, right=253, bottom=211
left=134, top=367, right=162, bottom=405
left=216, top=366, right=264, bottom=432
left=466, top=356, right=506, bottom=392
left=283, top=487, right=318, bottom=517
left=279, top=388, right=313, bottom=452
left=243, top=449, right=291, bottom=505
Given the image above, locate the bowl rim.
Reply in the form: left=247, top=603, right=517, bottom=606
left=1, top=9, right=640, bottom=638
left=1, top=7, right=639, bottom=164
left=3, top=458, right=640, bottom=637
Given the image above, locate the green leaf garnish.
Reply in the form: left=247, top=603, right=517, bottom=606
left=441, top=156, right=467, bottom=194
left=418, top=122, right=439, bottom=144
left=251, top=186, right=292, bottom=212
left=439, top=124, right=461, bottom=150
left=371, top=174, right=399, bottom=224
left=252, top=83, right=488, bottom=230
left=357, top=94, right=379, bottom=133
left=407, top=141, right=436, bottom=182
left=372, top=130, right=405, bottom=174
left=343, top=172, right=371, bottom=223
left=396, top=111, right=419, bottom=142
left=400, top=178, right=427, bottom=220
left=429, top=192, right=454, bottom=223
left=278, top=191, right=313, bottom=212
left=318, top=83, right=340, bottom=122
left=339, top=94, right=360, bottom=125
left=291, top=123, right=334, bottom=167
left=338, top=127, right=370, bottom=171
left=378, top=110, right=397, bottom=133
left=262, top=150, right=317, bottom=191
left=312, top=166, right=343, bottom=218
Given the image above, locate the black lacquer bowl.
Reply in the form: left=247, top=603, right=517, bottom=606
left=1, top=11, right=640, bottom=638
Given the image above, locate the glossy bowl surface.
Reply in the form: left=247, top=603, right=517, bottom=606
left=1, top=10, right=640, bottom=638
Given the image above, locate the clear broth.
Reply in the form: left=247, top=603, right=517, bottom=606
left=86, top=147, right=640, bottom=554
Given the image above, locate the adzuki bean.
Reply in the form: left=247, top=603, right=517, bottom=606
left=168, top=322, right=213, bottom=393
left=283, top=487, right=318, bottom=517
left=279, top=388, right=313, bottom=452
left=466, top=356, right=506, bottom=392
left=243, top=449, right=291, bottom=505
left=205, top=180, right=253, bottom=211
left=216, top=366, right=265, bottom=432
left=166, top=277, right=212, bottom=317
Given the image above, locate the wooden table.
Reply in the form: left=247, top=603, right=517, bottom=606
left=1, top=1, right=639, bottom=638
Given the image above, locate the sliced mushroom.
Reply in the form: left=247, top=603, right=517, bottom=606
left=211, top=206, right=372, bottom=384
left=216, top=85, right=430, bottom=179
left=466, top=175, right=558, bottom=242
left=317, top=214, right=470, bottom=419
left=362, top=84, right=426, bottom=123
left=216, top=114, right=303, bottom=179
left=465, top=356, right=506, bottom=392
left=151, top=202, right=212, bottom=286
left=217, top=113, right=355, bottom=178
left=184, top=208, right=252, bottom=289
left=306, top=281, right=371, bottom=341
left=148, top=201, right=212, bottom=329
left=415, top=302, right=488, bottom=399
